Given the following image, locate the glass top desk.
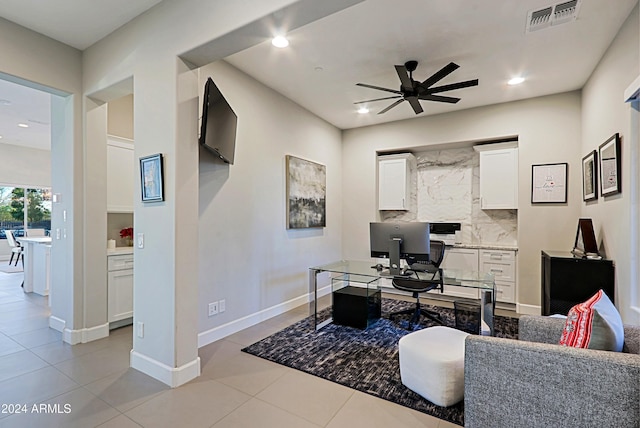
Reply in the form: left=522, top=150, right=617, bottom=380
left=309, top=260, right=496, bottom=335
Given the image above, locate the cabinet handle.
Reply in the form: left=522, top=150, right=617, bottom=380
left=490, top=268, right=504, bottom=273
left=402, top=198, right=405, bottom=208
left=490, top=254, right=503, bottom=260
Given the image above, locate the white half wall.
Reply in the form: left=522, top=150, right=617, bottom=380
left=197, top=61, right=342, bottom=342
left=342, top=92, right=583, bottom=309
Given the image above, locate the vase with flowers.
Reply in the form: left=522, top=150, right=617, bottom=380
left=120, top=227, right=134, bottom=246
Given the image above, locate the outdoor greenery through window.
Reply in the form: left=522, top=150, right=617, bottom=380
left=0, top=186, right=51, bottom=239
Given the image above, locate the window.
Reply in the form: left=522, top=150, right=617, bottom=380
left=0, top=186, right=51, bottom=240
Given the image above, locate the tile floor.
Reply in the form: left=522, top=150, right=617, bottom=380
left=0, top=271, right=459, bottom=428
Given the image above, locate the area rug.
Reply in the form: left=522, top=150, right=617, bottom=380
left=242, top=298, right=518, bottom=426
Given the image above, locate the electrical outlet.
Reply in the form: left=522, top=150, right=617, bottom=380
left=208, top=301, right=218, bottom=316
left=137, top=321, right=144, bottom=338
left=219, top=299, right=226, bottom=313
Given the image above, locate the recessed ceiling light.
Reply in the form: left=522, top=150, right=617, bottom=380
left=357, top=107, right=369, bottom=114
left=18, top=123, right=29, bottom=128
left=508, top=77, right=525, bottom=85
left=271, top=35, right=289, bottom=48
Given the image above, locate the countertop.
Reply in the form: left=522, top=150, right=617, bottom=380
left=451, top=243, right=518, bottom=251
left=107, top=247, right=134, bottom=256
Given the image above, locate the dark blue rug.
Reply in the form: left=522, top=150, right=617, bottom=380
left=242, top=298, right=518, bottom=426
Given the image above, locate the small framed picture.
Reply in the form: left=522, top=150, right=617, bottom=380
left=581, top=150, right=598, bottom=202
left=140, top=153, right=164, bottom=202
left=599, top=133, right=621, bottom=197
left=531, top=162, right=568, bottom=204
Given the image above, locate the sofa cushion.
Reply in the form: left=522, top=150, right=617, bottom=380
left=559, top=289, right=624, bottom=352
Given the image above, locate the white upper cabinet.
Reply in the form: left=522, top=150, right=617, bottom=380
left=107, top=136, right=135, bottom=213
left=474, top=142, right=518, bottom=210
left=378, top=154, right=414, bottom=210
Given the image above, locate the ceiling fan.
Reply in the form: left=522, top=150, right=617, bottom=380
left=355, top=60, right=479, bottom=115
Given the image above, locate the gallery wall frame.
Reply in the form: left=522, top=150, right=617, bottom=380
left=286, top=155, right=326, bottom=229
left=599, top=133, right=621, bottom=197
left=581, top=150, right=598, bottom=202
left=531, top=162, right=568, bottom=204
left=140, top=153, right=164, bottom=202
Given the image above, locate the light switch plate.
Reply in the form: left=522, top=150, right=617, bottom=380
left=137, top=233, right=144, bottom=249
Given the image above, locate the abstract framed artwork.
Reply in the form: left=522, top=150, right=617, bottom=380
left=599, top=133, right=621, bottom=197
left=140, top=153, right=164, bottom=202
left=531, top=162, right=568, bottom=204
left=581, top=150, right=598, bottom=202
left=286, top=155, right=326, bottom=229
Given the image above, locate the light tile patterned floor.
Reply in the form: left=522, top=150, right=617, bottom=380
left=0, top=271, right=458, bottom=427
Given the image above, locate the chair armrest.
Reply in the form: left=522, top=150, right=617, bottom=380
left=464, top=335, right=640, bottom=428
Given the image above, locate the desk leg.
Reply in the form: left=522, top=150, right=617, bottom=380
left=480, top=288, right=495, bottom=336
left=308, top=268, right=318, bottom=329
left=308, top=268, right=332, bottom=331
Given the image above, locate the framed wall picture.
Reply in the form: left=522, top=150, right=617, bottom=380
left=531, top=162, right=568, bottom=204
left=581, top=150, right=598, bottom=202
left=599, top=133, right=621, bottom=196
left=286, top=155, right=326, bottom=228
left=140, top=153, right=164, bottom=202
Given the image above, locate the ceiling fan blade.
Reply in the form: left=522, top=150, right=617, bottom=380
left=418, top=94, right=461, bottom=104
left=420, top=62, right=459, bottom=89
left=394, top=65, right=413, bottom=91
left=353, top=95, right=402, bottom=104
left=407, top=97, right=423, bottom=114
left=378, top=99, right=405, bottom=114
left=356, top=83, right=402, bottom=94
left=427, top=79, right=479, bottom=94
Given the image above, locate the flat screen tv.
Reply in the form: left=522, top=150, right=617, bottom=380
left=199, top=77, right=237, bottom=164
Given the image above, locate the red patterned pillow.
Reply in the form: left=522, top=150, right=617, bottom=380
left=559, top=290, right=624, bottom=352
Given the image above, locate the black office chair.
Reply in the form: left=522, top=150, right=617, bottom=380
left=388, top=240, right=446, bottom=328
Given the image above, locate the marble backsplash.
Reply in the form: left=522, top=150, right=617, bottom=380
left=380, top=147, right=517, bottom=246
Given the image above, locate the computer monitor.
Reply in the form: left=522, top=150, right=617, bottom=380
left=370, top=222, right=430, bottom=275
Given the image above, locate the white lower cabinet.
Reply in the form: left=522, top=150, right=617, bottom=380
left=107, top=254, right=134, bottom=323
left=479, top=249, right=517, bottom=303
left=437, top=248, right=480, bottom=299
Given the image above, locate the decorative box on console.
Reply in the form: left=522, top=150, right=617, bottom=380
left=332, top=274, right=381, bottom=329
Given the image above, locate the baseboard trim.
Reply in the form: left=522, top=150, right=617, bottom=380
left=63, top=323, right=109, bottom=345
left=130, top=350, right=200, bottom=388
left=49, top=316, right=65, bottom=332
left=516, top=303, right=541, bottom=316
left=197, top=285, right=331, bottom=348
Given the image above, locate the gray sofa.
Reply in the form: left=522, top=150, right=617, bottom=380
left=464, top=315, right=640, bottom=428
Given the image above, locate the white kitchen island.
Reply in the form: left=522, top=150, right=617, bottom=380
left=18, top=236, right=52, bottom=296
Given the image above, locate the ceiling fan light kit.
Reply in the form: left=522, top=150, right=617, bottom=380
left=355, top=60, right=479, bottom=115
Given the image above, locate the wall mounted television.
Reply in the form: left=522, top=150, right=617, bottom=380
left=199, top=77, right=238, bottom=164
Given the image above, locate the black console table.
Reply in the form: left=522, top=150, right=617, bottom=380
left=541, top=250, right=615, bottom=316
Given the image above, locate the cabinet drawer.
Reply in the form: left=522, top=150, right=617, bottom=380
left=108, top=255, right=134, bottom=271
left=480, top=250, right=515, bottom=262
left=481, top=260, right=515, bottom=282
left=495, top=281, right=515, bottom=303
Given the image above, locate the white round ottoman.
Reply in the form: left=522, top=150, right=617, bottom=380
left=398, top=326, right=469, bottom=407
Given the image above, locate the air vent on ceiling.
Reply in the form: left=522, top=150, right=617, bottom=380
left=526, top=0, right=581, bottom=33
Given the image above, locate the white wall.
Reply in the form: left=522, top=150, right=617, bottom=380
left=197, top=61, right=342, bottom=342
left=81, top=0, right=359, bottom=385
left=0, top=144, right=51, bottom=187
left=0, top=17, right=83, bottom=339
left=581, top=4, right=639, bottom=324
left=342, top=92, right=583, bottom=310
